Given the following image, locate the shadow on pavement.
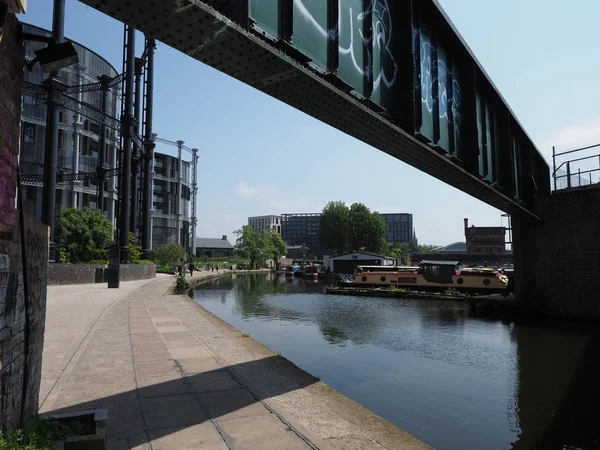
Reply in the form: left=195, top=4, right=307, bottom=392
left=45, top=354, right=318, bottom=448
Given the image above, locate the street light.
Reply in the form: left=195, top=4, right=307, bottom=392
left=31, top=40, right=78, bottom=72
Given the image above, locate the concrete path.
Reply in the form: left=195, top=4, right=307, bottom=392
left=41, top=272, right=431, bottom=450
left=40, top=275, right=172, bottom=412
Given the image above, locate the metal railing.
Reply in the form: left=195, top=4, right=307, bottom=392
left=552, top=144, right=600, bottom=190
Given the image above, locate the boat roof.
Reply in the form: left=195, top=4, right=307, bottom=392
left=420, top=260, right=461, bottom=266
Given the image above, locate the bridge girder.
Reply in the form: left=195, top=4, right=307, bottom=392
left=79, top=0, right=549, bottom=218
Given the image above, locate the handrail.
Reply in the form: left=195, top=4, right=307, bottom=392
left=552, top=144, right=600, bottom=190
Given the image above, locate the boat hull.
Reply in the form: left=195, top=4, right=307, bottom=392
left=340, top=270, right=508, bottom=294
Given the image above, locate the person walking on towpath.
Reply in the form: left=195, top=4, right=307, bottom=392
left=189, top=262, right=195, bottom=277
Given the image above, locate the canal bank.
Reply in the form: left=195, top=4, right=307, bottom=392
left=193, top=273, right=600, bottom=450
left=42, top=273, right=431, bottom=449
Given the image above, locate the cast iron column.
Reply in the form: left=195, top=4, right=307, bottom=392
left=97, top=75, right=111, bottom=214
left=130, top=58, right=142, bottom=236
left=142, top=38, right=156, bottom=259
left=119, top=25, right=136, bottom=262
left=41, top=0, right=66, bottom=233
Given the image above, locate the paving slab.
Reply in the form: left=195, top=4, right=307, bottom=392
left=177, top=357, right=223, bottom=374
left=141, top=393, right=208, bottom=429
left=156, top=325, right=189, bottom=333
left=147, top=424, right=228, bottom=450
left=218, top=413, right=311, bottom=450
left=137, top=375, right=195, bottom=398
left=163, top=338, right=202, bottom=349
left=169, top=346, right=212, bottom=360
left=135, top=360, right=180, bottom=378
left=200, top=388, right=270, bottom=420
left=132, top=347, right=173, bottom=363
left=189, top=370, right=242, bottom=393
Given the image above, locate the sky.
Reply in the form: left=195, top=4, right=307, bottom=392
left=20, top=0, right=600, bottom=246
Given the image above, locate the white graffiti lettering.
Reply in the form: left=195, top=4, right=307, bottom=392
left=296, top=0, right=398, bottom=89
left=418, top=31, right=461, bottom=133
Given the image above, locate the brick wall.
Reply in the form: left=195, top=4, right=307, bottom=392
left=513, top=185, right=600, bottom=319
left=1, top=14, right=50, bottom=430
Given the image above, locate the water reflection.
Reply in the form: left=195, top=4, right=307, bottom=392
left=194, top=273, right=600, bottom=450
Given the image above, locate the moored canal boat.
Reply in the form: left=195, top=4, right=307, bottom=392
left=339, top=260, right=509, bottom=295
left=303, top=265, right=319, bottom=280
left=285, top=265, right=301, bottom=277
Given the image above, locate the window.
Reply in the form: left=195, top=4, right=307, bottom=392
left=23, top=95, right=37, bottom=106
left=26, top=186, right=36, bottom=201
left=23, top=123, right=36, bottom=143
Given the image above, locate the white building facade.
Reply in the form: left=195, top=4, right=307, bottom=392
left=248, top=215, right=281, bottom=234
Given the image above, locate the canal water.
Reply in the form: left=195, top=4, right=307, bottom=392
left=193, top=273, right=600, bottom=450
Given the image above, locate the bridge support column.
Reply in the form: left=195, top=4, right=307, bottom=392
left=512, top=186, right=600, bottom=319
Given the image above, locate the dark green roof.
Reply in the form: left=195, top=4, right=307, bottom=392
left=420, top=260, right=461, bottom=266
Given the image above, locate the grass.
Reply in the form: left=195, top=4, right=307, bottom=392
left=442, top=288, right=467, bottom=297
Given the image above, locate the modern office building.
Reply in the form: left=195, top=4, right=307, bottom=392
left=20, top=23, right=120, bottom=224
left=248, top=215, right=281, bottom=234
left=380, top=213, right=417, bottom=244
left=145, top=151, right=191, bottom=250
left=281, top=213, right=324, bottom=259
left=280, top=212, right=417, bottom=258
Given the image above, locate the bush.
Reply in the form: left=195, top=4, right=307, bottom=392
left=134, top=259, right=154, bottom=265
left=174, top=275, right=189, bottom=294
left=0, top=418, right=78, bottom=450
left=152, top=243, right=186, bottom=267
left=89, top=259, right=108, bottom=265
left=55, top=208, right=112, bottom=263
left=156, top=265, right=174, bottom=274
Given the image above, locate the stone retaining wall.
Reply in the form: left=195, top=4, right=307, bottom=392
left=48, top=263, right=156, bottom=285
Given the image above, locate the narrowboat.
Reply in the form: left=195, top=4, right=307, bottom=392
left=339, top=260, right=509, bottom=295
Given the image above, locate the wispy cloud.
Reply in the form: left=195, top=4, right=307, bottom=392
left=235, top=180, right=274, bottom=198
left=538, top=117, right=600, bottom=163
left=268, top=199, right=324, bottom=214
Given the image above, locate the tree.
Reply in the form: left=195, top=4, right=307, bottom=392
left=348, top=203, right=386, bottom=253
left=234, top=225, right=269, bottom=269
left=152, top=243, right=186, bottom=267
left=267, top=231, right=287, bottom=268
left=320, top=202, right=387, bottom=254
left=319, top=201, right=350, bottom=254
left=55, top=208, right=113, bottom=263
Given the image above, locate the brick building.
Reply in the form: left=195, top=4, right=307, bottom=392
left=464, top=218, right=506, bottom=255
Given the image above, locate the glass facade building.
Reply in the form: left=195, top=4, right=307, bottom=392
left=281, top=213, right=324, bottom=259
left=281, top=212, right=417, bottom=258
left=380, top=213, right=417, bottom=244
left=20, top=23, right=120, bottom=225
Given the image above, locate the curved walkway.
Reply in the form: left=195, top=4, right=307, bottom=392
left=41, top=272, right=431, bottom=450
